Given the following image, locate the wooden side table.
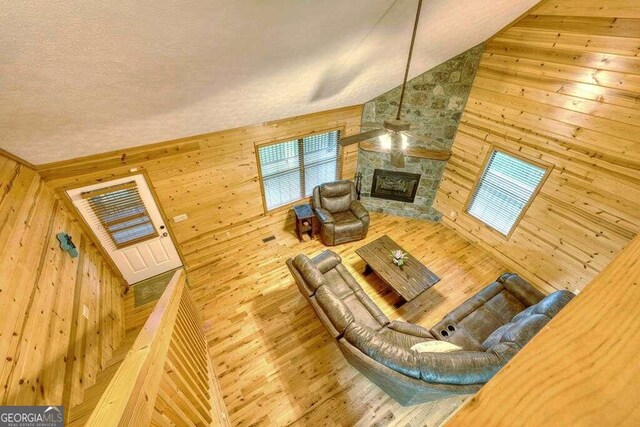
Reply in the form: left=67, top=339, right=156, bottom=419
left=293, top=204, right=316, bottom=242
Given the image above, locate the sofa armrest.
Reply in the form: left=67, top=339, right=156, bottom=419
left=388, top=320, right=434, bottom=339
left=315, top=207, right=335, bottom=224
left=349, top=200, right=369, bottom=220
left=498, top=273, right=545, bottom=307
left=415, top=351, right=503, bottom=385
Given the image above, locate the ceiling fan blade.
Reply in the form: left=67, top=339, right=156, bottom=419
left=361, top=122, right=383, bottom=129
left=390, top=148, right=405, bottom=168
left=339, top=128, right=388, bottom=146
left=401, top=132, right=452, bottom=160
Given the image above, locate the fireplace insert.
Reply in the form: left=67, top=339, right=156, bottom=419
left=371, top=169, right=421, bottom=203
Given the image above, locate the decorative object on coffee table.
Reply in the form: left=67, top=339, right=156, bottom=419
left=391, top=250, right=407, bottom=267
left=356, top=235, right=439, bottom=301
left=293, top=204, right=316, bottom=242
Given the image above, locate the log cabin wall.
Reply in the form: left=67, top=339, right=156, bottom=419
left=0, top=152, right=125, bottom=408
left=37, top=106, right=363, bottom=272
left=434, top=0, right=640, bottom=293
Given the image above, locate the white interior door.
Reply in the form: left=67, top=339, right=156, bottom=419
left=67, top=174, right=182, bottom=285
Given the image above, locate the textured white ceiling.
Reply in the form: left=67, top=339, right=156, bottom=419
left=1, top=0, right=538, bottom=164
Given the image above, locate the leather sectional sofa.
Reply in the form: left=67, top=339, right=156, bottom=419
left=286, top=249, right=574, bottom=405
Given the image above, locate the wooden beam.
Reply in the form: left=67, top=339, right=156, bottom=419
left=0, top=147, right=36, bottom=170
left=359, top=141, right=451, bottom=160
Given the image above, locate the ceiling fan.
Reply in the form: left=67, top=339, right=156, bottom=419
left=339, top=0, right=435, bottom=168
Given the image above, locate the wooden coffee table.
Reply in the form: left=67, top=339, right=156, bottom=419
left=355, top=235, right=440, bottom=301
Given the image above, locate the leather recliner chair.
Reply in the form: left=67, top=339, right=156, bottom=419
left=312, top=180, right=369, bottom=246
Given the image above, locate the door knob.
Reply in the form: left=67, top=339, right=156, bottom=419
left=162, top=232, right=168, bottom=237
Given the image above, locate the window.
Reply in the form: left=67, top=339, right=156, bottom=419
left=83, top=182, right=158, bottom=248
left=467, top=150, right=548, bottom=236
left=257, top=130, right=340, bottom=211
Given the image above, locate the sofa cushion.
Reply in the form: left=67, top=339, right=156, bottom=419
left=512, top=290, right=574, bottom=322
left=342, top=290, right=388, bottom=331
left=316, top=180, right=356, bottom=214
left=482, top=313, right=548, bottom=349
left=322, top=268, right=354, bottom=299
left=388, top=320, right=434, bottom=339
left=482, top=322, right=513, bottom=350
left=483, top=290, right=528, bottom=324
left=315, top=286, right=354, bottom=335
left=335, top=264, right=364, bottom=294
left=332, top=211, right=364, bottom=237
left=434, top=281, right=503, bottom=328
left=488, top=342, right=519, bottom=364
left=344, top=322, right=420, bottom=379
left=501, top=314, right=550, bottom=346
left=411, top=341, right=462, bottom=353
left=377, top=326, right=430, bottom=350
left=321, top=192, right=352, bottom=213
left=458, top=306, right=504, bottom=344
left=292, top=254, right=325, bottom=295
left=333, top=210, right=358, bottom=224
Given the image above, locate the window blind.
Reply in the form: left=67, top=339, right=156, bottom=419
left=302, top=131, right=339, bottom=197
left=83, top=182, right=158, bottom=248
left=467, top=151, right=546, bottom=236
left=258, top=130, right=339, bottom=211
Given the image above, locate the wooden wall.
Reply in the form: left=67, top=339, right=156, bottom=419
left=38, top=106, right=363, bottom=272
left=434, top=0, right=640, bottom=292
left=0, top=153, right=125, bottom=408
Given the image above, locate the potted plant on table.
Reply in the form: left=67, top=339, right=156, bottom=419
left=391, top=250, right=407, bottom=267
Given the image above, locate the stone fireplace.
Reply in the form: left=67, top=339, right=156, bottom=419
left=370, top=169, right=421, bottom=203
left=357, top=150, right=445, bottom=220
left=354, top=43, right=483, bottom=221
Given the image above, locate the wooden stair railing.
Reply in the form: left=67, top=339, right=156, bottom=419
left=85, top=269, right=230, bottom=426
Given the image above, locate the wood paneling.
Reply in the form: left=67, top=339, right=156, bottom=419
left=38, top=106, right=363, bottom=272
left=447, top=234, right=640, bottom=427
left=175, top=210, right=509, bottom=425
left=434, top=0, right=640, bottom=292
left=0, top=153, right=125, bottom=408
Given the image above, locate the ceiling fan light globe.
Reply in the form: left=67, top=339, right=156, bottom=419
left=401, top=133, right=408, bottom=150
left=379, top=133, right=392, bottom=149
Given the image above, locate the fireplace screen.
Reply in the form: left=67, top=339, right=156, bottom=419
left=371, top=169, right=421, bottom=203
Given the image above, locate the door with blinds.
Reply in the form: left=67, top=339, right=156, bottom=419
left=67, top=174, right=182, bottom=284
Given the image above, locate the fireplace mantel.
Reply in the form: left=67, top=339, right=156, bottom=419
left=359, top=141, right=451, bottom=161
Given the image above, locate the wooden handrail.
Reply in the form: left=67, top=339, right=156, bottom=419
left=87, top=270, right=185, bottom=425
left=85, top=269, right=230, bottom=426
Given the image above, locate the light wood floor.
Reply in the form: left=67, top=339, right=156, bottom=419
left=161, top=211, right=509, bottom=426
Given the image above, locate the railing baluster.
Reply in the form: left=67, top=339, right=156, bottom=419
left=85, top=268, right=230, bottom=426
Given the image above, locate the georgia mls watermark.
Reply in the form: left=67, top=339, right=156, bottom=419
left=0, top=406, right=63, bottom=427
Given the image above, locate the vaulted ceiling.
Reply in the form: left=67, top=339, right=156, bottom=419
left=1, top=0, right=538, bottom=164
